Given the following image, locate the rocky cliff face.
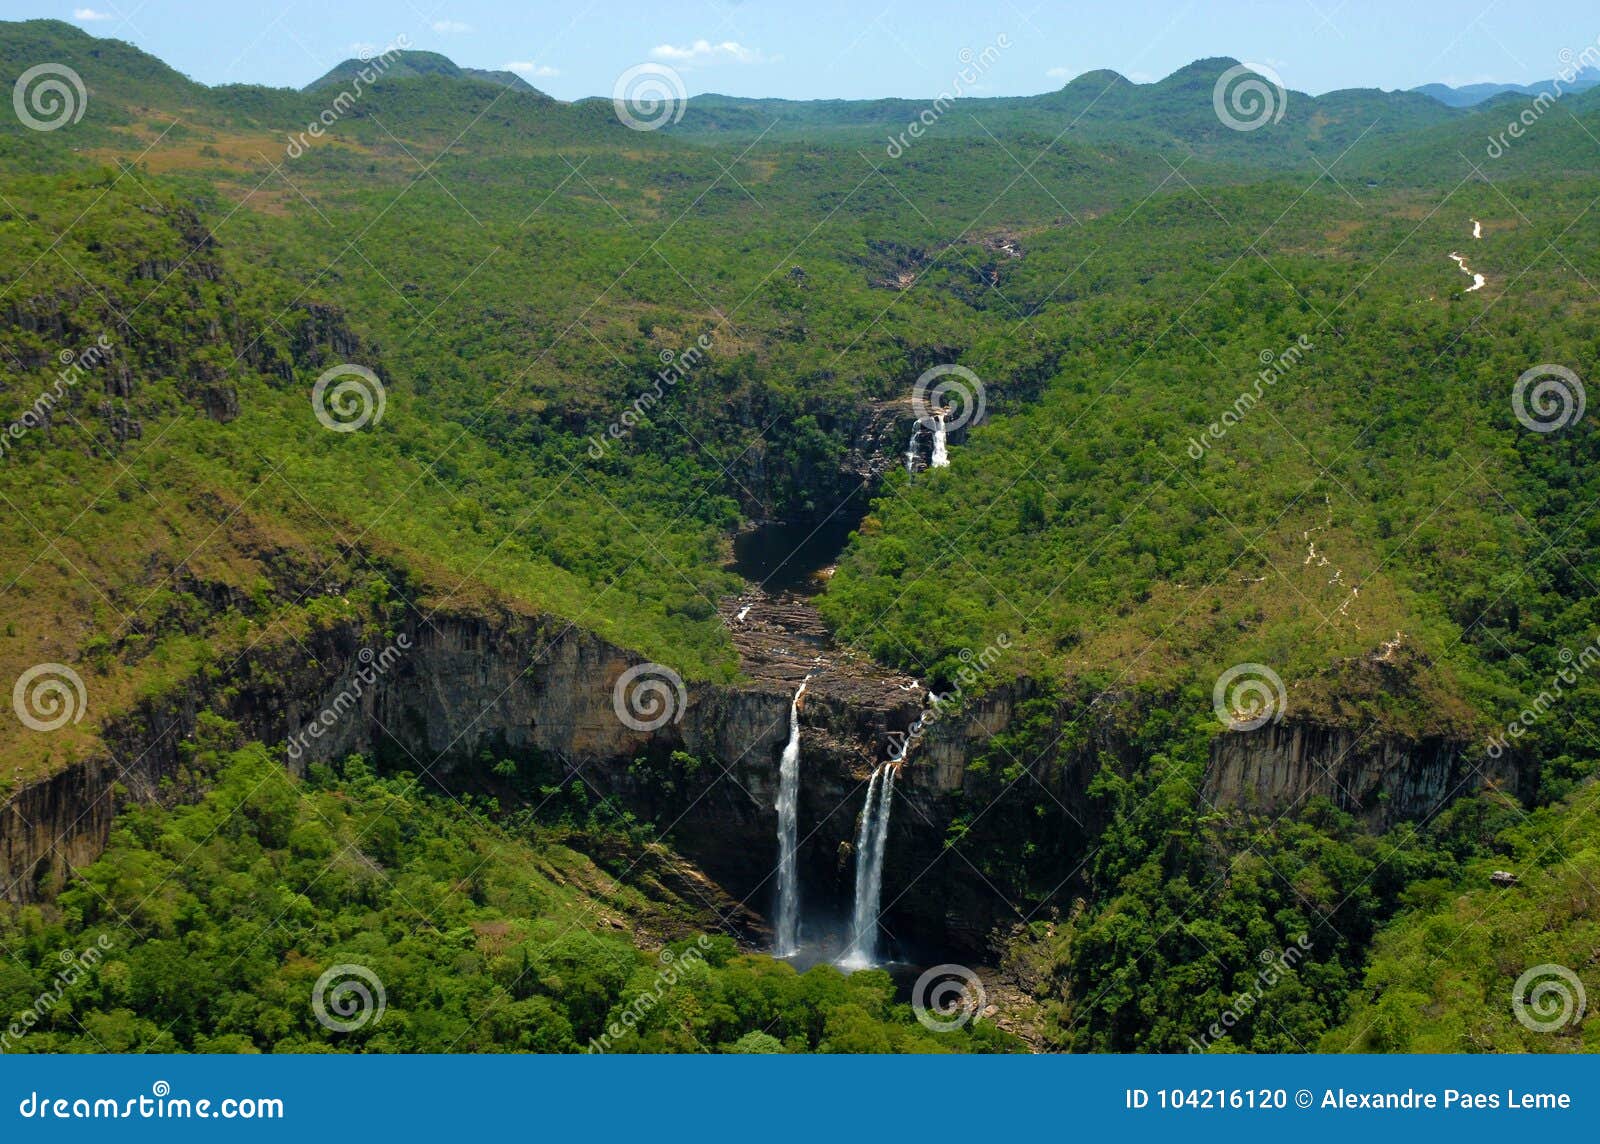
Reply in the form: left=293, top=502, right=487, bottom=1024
left=0, top=602, right=936, bottom=921
left=1203, top=719, right=1524, bottom=825
left=0, top=598, right=1518, bottom=958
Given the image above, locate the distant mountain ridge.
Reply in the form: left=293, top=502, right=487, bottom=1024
left=7, top=19, right=1600, bottom=175
left=304, top=49, right=550, bottom=97
left=3, top=19, right=1584, bottom=122
left=1411, top=67, right=1600, bottom=106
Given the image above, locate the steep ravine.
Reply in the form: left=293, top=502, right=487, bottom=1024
left=0, top=595, right=1523, bottom=958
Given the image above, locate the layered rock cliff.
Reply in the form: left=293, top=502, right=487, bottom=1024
left=0, top=594, right=1519, bottom=958
left=1203, top=719, right=1524, bottom=824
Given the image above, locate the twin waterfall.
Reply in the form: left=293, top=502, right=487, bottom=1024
left=774, top=680, right=807, bottom=956
left=771, top=675, right=902, bottom=968
left=906, top=413, right=952, bottom=472
left=839, top=763, right=897, bottom=968
left=930, top=413, right=949, bottom=468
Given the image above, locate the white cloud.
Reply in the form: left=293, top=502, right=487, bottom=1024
left=72, top=7, right=114, bottom=20
left=1046, top=67, right=1073, bottom=79
left=649, top=40, right=766, bottom=67
left=503, top=61, right=560, bottom=78
left=432, top=20, right=472, bottom=34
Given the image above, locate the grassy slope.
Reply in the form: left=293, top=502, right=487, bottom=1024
left=1324, top=778, right=1600, bottom=1052
left=3, top=21, right=1600, bottom=1052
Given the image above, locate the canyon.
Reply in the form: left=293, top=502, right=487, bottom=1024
left=0, top=557, right=1521, bottom=960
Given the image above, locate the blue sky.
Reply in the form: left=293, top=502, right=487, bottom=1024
left=13, top=0, right=1599, bottom=98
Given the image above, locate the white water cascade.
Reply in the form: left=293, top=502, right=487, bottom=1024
left=774, top=679, right=808, bottom=955
left=930, top=413, right=949, bottom=468
left=1448, top=251, right=1486, bottom=293
left=840, top=763, right=898, bottom=969
left=904, top=422, right=920, bottom=473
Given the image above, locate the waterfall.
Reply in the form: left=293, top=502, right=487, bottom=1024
left=930, top=413, right=949, bottom=468
left=904, top=422, right=920, bottom=473
left=840, top=763, right=897, bottom=969
left=774, top=680, right=807, bottom=955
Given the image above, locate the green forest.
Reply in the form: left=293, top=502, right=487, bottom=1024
left=0, top=16, right=1596, bottom=1057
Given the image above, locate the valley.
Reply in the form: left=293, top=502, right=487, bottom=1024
left=0, top=15, right=1596, bottom=1056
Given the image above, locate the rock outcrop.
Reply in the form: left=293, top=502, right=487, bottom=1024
left=0, top=595, right=1519, bottom=959
left=1203, top=719, right=1524, bottom=825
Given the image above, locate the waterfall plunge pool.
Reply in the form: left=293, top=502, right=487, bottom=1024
left=727, top=493, right=866, bottom=595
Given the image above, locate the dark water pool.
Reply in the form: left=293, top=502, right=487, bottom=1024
left=728, top=497, right=864, bottom=595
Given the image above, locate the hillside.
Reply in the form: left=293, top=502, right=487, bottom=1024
left=305, top=50, right=549, bottom=96
left=1324, top=778, right=1600, bottom=1052
left=0, top=18, right=1596, bottom=1055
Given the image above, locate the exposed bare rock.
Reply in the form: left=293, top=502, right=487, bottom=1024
left=1202, top=719, right=1522, bottom=826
